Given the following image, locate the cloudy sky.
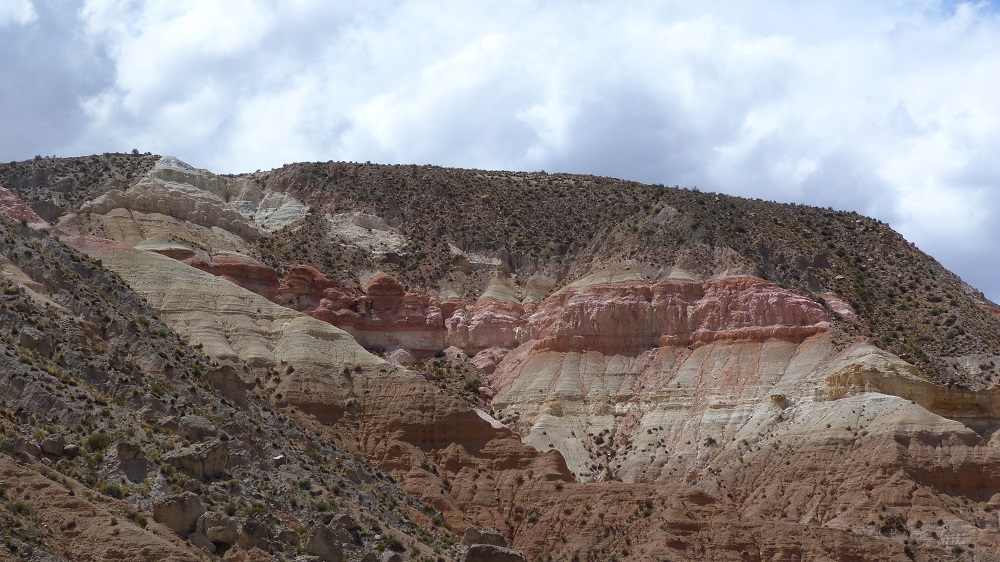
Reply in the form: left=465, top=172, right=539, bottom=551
left=2, top=1, right=999, bottom=299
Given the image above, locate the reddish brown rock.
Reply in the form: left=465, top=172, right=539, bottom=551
left=0, top=185, right=48, bottom=227
left=178, top=257, right=842, bottom=363
left=275, top=367, right=573, bottom=529
left=526, top=276, right=829, bottom=352
left=184, top=253, right=280, bottom=299
left=445, top=298, right=525, bottom=354
left=364, top=272, right=406, bottom=297
left=280, top=264, right=335, bottom=295
left=0, top=455, right=208, bottom=561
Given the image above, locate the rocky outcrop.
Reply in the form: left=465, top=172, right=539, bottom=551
left=116, top=441, right=143, bottom=461
left=153, top=492, right=206, bottom=537
left=237, top=514, right=278, bottom=552
left=524, top=275, right=829, bottom=351
left=178, top=415, right=219, bottom=442
left=55, top=156, right=311, bottom=265
left=0, top=185, right=48, bottom=227
left=445, top=297, right=525, bottom=354
left=183, top=253, right=280, bottom=299
left=41, top=433, right=65, bottom=456
left=212, top=264, right=832, bottom=364
left=73, top=157, right=307, bottom=239
left=326, top=211, right=408, bottom=255
left=195, top=511, right=238, bottom=545
left=69, top=238, right=383, bottom=375
left=305, top=524, right=345, bottom=562
left=162, top=440, right=228, bottom=481
left=322, top=272, right=526, bottom=356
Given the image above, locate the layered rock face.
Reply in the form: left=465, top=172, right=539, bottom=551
left=523, top=274, right=829, bottom=350
left=57, top=156, right=310, bottom=257
left=0, top=184, right=48, bottom=228
left=38, top=156, right=1000, bottom=560
left=484, top=275, right=831, bottom=480
left=199, top=259, right=831, bottom=364
left=271, top=269, right=527, bottom=357
left=82, top=234, right=1000, bottom=558
left=71, top=238, right=574, bottom=534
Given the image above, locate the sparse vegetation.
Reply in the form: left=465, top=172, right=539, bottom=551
left=238, top=162, right=1000, bottom=386
left=2, top=152, right=999, bottom=561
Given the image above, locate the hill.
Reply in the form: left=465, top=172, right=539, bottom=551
left=1, top=153, right=1000, bottom=561
left=6, top=155, right=996, bottom=385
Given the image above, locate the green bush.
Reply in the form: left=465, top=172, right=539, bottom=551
left=85, top=432, right=112, bottom=451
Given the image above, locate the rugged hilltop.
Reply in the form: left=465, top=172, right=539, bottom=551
left=1, top=153, right=1000, bottom=561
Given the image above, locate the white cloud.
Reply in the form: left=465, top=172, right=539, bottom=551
left=6, top=0, right=1000, bottom=298
left=0, top=0, right=36, bottom=26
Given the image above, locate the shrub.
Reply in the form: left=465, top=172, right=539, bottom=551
left=86, top=433, right=112, bottom=451
left=127, top=510, right=148, bottom=528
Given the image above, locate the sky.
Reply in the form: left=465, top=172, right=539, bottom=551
left=2, top=1, right=1000, bottom=300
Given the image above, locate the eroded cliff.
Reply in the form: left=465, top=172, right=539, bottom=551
left=3, top=154, right=1000, bottom=560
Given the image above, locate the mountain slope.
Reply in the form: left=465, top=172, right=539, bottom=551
left=5, top=155, right=997, bottom=384
left=3, top=153, right=1000, bottom=561
left=0, top=201, right=469, bottom=560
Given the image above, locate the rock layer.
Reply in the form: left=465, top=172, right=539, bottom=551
left=189, top=260, right=833, bottom=363
left=57, top=156, right=311, bottom=258
left=0, top=185, right=49, bottom=227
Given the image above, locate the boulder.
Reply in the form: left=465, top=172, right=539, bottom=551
left=116, top=441, right=144, bottom=461
left=156, top=415, right=180, bottom=433
left=189, top=531, right=216, bottom=553
left=2, top=437, right=41, bottom=457
left=179, top=415, right=218, bottom=442
left=137, top=406, right=157, bottom=422
left=238, top=514, right=277, bottom=552
left=463, top=544, right=528, bottom=562
left=205, top=365, right=252, bottom=410
left=330, top=513, right=356, bottom=529
left=385, top=347, right=416, bottom=367
left=277, top=528, right=301, bottom=547
left=117, top=440, right=150, bottom=482
left=461, top=527, right=507, bottom=547
left=162, top=439, right=228, bottom=480
left=443, top=346, right=468, bottom=362
left=329, top=514, right=358, bottom=543
left=41, top=434, right=65, bottom=456
left=196, top=511, right=238, bottom=544
left=153, top=492, right=206, bottom=536
left=305, top=524, right=344, bottom=562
